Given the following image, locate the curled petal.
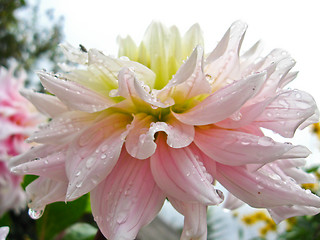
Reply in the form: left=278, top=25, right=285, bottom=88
left=0, top=227, right=9, bottom=239
left=26, top=177, right=68, bottom=210
left=125, top=113, right=194, bottom=159
left=20, top=89, right=67, bottom=117
left=169, top=197, right=207, bottom=240
left=91, top=151, right=165, bottom=240
left=117, top=68, right=172, bottom=108
left=150, top=135, right=223, bottom=205
left=195, top=127, right=310, bottom=166
left=38, top=71, right=113, bottom=113
left=223, top=192, right=244, bottom=211
left=254, top=89, right=318, bottom=137
left=65, top=113, right=131, bottom=200
left=215, top=163, right=320, bottom=208
left=172, top=71, right=266, bottom=125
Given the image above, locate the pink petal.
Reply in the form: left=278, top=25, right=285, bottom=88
left=90, top=150, right=165, bottom=240
left=215, top=163, right=320, bottom=208
left=205, top=21, right=247, bottom=88
left=0, top=227, right=9, bottom=239
left=150, top=135, right=223, bottom=205
left=125, top=113, right=194, bottom=159
left=215, top=97, right=273, bottom=129
left=223, top=192, right=244, bottom=210
left=65, top=113, right=131, bottom=200
left=37, top=71, right=114, bottom=113
left=268, top=205, right=320, bottom=224
left=20, top=89, right=67, bottom=117
left=11, top=149, right=67, bottom=181
left=172, top=71, right=266, bottom=125
left=27, top=111, right=98, bottom=144
left=169, top=197, right=208, bottom=240
left=194, top=127, right=310, bottom=166
left=9, top=144, right=62, bottom=168
left=26, top=177, right=68, bottom=210
left=254, top=89, right=318, bottom=137
left=275, top=159, right=316, bottom=184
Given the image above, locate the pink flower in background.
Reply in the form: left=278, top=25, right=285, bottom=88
left=11, top=21, right=320, bottom=239
left=0, top=226, right=9, bottom=240
left=0, top=66, right=38, bottom=216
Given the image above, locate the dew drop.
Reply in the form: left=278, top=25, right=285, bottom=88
left=76, top=182, right=82, bottom=188
left=101, top=154, right=107, bottom=159
left=86, top=157, right=95, bottom=169
left=75, top=171, right=81, bottom=177
left=305, top=189, right=312, bottom=194
left=28, top=207, right=45, bottom=220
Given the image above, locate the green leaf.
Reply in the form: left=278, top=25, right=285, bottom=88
left=36, top=194, right=90, bottom=240
left=21, top=175, right=38, bottom=189
left=62, top=223, right=97, bottom=240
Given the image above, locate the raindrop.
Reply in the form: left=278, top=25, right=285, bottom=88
left=28, top=207, right=45, bottom=220
left=186, top=172, right=191, bottom=177
left=101, top=154, right=107, bottom=159
left=86, top=157, right=95, bottom=169
left=44, top=159, right=49, bottom=164
left=76, top=182, right=82, bottom=188
left=305, top=189, right=312, bottom=194
left=75, top=171, right=81, bottom=177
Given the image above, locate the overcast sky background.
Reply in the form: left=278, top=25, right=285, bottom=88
left=31, top=0, right=320, bottom=238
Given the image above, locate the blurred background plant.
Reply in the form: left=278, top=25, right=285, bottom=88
left=0, top=0, right=63, bottom=87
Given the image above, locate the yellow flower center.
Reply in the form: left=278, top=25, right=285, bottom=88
left=118, top=22, right=204, bottom=90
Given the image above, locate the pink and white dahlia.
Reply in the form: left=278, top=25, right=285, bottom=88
left=0, top=66, right=38, bottom=216
left=11, top=21, right=320, bottom=239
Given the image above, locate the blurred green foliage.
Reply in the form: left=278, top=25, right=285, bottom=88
left=0, top=0, right=64, bottom=82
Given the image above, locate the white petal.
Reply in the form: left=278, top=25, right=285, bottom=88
left=20, top=89, right=67, bottom=117
left=38, top=71, right=113, bottom=113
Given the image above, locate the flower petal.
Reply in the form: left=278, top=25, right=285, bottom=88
left=215, top=162, right=320, bottom=208
left=254, top=89, right=318, bottom=137
left=150, top=135, right=223, bottom=205
left=91, top=150, right=165, bottom=240
left=160, top=45, right=211, bottom=103
left=223, top=192, right=244, bottom=210
left=37, top=71, right=113, bottom=113
left=27, top=111, right=98, bottom=144
left=11, top=148, right=67, bottom=181
left=172, top=71, right=266, bottom=125
left=268, top=205, right=320, bottom=224
left=26, top=177, right=68, bottom=210
left=117, top=68, right=172, bottom=108
left=169, top=197, right=208, bottom=240
left=194, top=127, right=310, bottom=166
left=65, top=113, right=131, bottom=200
left=125, top=113, right=194, bottom=159
left=20, top=89, right=67, bottom=117
left=205, top=21, right=247, bottom=88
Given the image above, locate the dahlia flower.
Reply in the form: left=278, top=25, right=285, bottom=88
left=11, top=21, right=320, bottom=239
left=0, top=66, right=38, bottom=216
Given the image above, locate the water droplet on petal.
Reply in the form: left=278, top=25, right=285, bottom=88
left=86, top=157, right=95, bottom=169
left=28, top=207, right=45, bottom=219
